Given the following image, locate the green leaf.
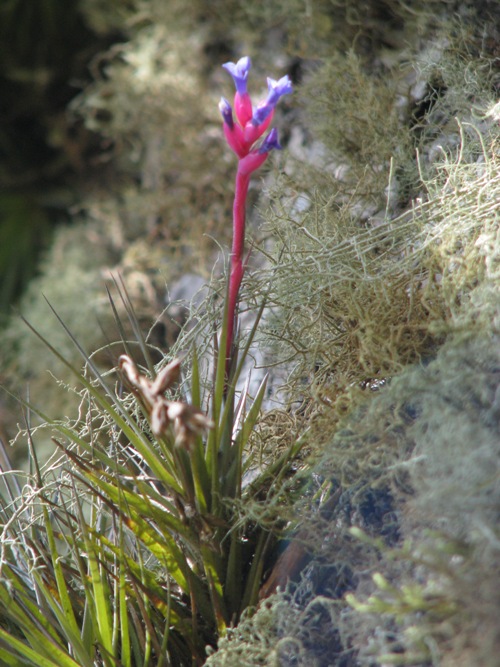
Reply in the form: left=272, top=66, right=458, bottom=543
left=29, top=571, right=95, bottom=667
left=72, top=485, right=114, bottom=662
left=201, top=546, right=228, bottom=634
left=0, top=629, right=80, bottom=667
left=223, top=373, right=269, bottom=498
left=18, top=310, right=184, bottom=494
left=39, top=500, right=91, bottom=663
left=78, top=470, right=191, bottom=547
left=78, top=474, right=192, bottom=594
left=0, top=566, right=67, bottom=651
left=118, top=556, right=132, bottom=667
left=239, top=530, right=272, bottom=613
left=188, top=345, right=211, bottom=513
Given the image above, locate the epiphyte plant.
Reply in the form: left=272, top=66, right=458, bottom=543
left=0, top=58, right=296, bottom=667
left=219, top=56, right=292, bottom=373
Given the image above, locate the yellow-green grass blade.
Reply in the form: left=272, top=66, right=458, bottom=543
left=200, top=545, right=228, bottom=633
left=69, top=469, right=214, bottom=623
left=0, top=628, right=80, bottom=667
left=82, top=493, right=191, bottom=596
left=0, top=566, right=64, bottom=646
left=39, top=500, right=84, bottom=648
left=76, top=470, right=191, bottom=547
left=187, top=346, right=211, bottom=513
left=87, top=530, right=214, bottom=645
left=0, top=572, right=82, bottom=666
left=71, top=487, right=114, bottom=662
left=206, top=282, right=231, bottom=508
left=118, top=555, right=132, bottom=667
left=239, top=530, right=272, bottom=613
left=30, top=571, right=95, bottom=667
left=18, top=312, right=183, bottom=492
left=224, top=373, right=269, bottom=499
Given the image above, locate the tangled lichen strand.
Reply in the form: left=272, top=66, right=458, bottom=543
left=260, top=118, right=500, bottom=415
left=205, top=590, right=345, bottom=667
left=210, top=27, right=500, bottom=665
left=336, top=329, right=500, bottom=666
left=300, top=52, right=414, bottom=201
left=214, top=304, right=500, bottom=665
left=70, top=17, right=232, bottom=259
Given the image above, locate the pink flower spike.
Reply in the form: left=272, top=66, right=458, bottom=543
left=223, top=122, right=247, bottom=157
left=234, top=91, right=253, bottom=126
left=243, top=111, right=274, bottom=145
left=219, top=57, right=292, bottom=384
left=237, top=150, right=268, bottom=176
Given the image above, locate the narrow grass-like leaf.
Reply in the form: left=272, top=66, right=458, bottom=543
left=105, top=283, right=134, bottom=360
left=0, top=645, right=25, bottom=667
left=156, top=576, right=173, bottom=667
left=109, top=274, right=156, bottom=376
left=74, top=467, right=191, bottom=547
left=201, top=546, right=228, bottom=633
left=0, top=566, right=64, bottom=646
left=71, top=482, right=114, bottom=663
left=224, top=373, right=269, bottom=498
left=38, top=498, right=85, bottom=659
left=85, top=532, right=187, bottom=622
left=206, top=333, right=226, bottom=509
left=236, top=374, right=268, bottom=454
left=0, top=629, right=80, bottom=667
left=206, top=277, right=232, bottom=510
left=189, top=435, right=210, bottom=515
left=30, top=571, right=95, bottom=667
left=77, top=476, right=192, bottom=594
left=187, top=345, right=211, bottom=513
left=118, top=548, right=132, bottom=667
left=0, top=569, right=83, bottom=666
left=213, top=294, right=268, bottom=486
left=190, top=344, right=201, bottom=410
left=14, top=315, right=183, bottom=491
left=224, top=528, right=243, bottom=617
left=239, top=530, right=273, bottom=613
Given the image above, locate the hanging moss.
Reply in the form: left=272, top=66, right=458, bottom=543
left=206, top=13, right=500, bottom=663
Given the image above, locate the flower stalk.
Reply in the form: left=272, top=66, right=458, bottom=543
left=220, top=57, right=292, bottom=377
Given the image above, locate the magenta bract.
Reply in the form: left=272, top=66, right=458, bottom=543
left=220, top=56, right=292, bottom=171
left=220, top=57, right=292, bottom=375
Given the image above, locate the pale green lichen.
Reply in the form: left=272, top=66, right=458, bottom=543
left=208, top=16, right=500, bottom=665
left=341, top=327, right=500, bottom=666
left=205, top=590, right=344, bottom=667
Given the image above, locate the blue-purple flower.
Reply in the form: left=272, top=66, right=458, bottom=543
left=222, top=56, right=252, bottom=94
left=258, top=128, right=282, bottom=154
left=220, top=56, right=292, bottom=168
left=220, top=57, right=293, bottom=374
left=218, top=97, right=234, bottom=129
left=252, top=76, right=293, bottom=125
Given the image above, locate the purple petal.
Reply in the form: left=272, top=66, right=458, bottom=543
left=219, top=97, right=234, bottom=129
left=258, top=128, right=282, bottom=154
left=222, top=56, right=252, bottom=94
left=252, top=74, right=293, bottom=125
left=267, top=75, right=293, bottom=103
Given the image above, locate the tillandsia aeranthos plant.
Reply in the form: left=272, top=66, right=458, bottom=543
left=0, top=58, right=299, bottom=667
left=219, top=56, right=292, bottom=377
